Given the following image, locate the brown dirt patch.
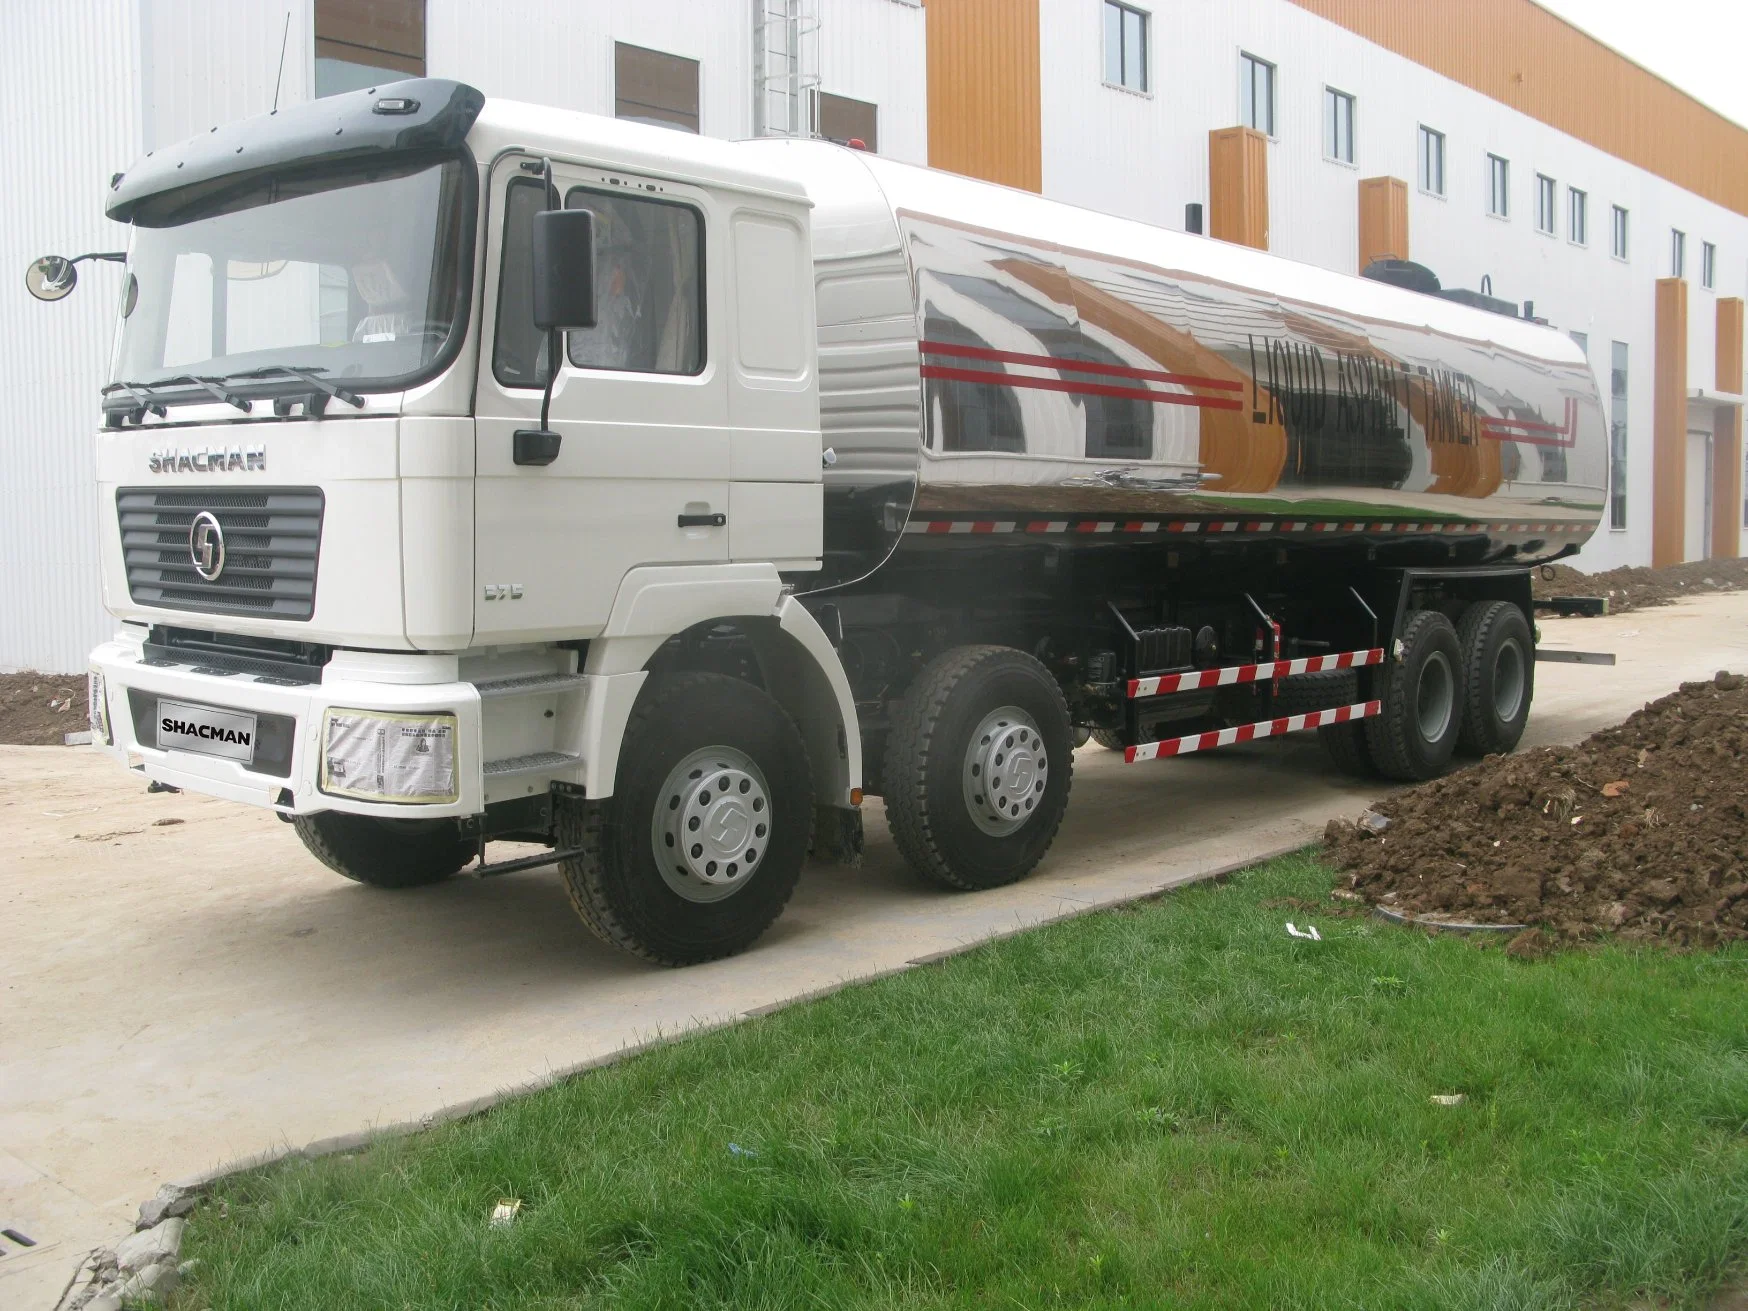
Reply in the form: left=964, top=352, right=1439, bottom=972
left=0, top=671, right=90, bottom=745
left=1325, top=671, right=1748, bottom=949
left=1532, top=556, right=1748, bottom=613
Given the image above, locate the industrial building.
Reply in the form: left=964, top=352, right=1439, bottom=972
left=3, top=0, right=1744, bottom=674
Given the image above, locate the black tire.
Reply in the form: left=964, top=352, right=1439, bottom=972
left=1365, top=610, right=1465, bottom=781
left=1273, top=668, right=1359, bottom=716
left=883, top=646, right=1073, bottom=891
left=1456, top=600, right=1535, bottom=756
left=293, top=812, right=472, bottom=889
left=556, top=673, right=812, bottom=966
left=1318, top=720, right=1376, bottom=777
left=1090, top=727, right=1126, bottom=751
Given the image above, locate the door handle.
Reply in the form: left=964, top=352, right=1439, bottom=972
left=678, top=512, right=727, bottom=528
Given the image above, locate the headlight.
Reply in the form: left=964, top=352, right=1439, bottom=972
left=320, top=709, right=459, bottom=803
left=88, top=669, right=110, bottom=745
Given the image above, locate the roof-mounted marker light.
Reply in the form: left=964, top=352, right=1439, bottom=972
left=373, top=97, right=419, bottom=115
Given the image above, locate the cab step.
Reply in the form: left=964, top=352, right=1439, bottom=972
left=473, top=672, right=588, bottom=699
left=483, top=750, right=583, bottom=778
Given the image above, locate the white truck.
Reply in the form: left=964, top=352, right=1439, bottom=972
left=30, top=80, right=1605, bottom=963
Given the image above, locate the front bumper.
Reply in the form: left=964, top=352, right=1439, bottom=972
left=90, top=630, right=486, bottom=817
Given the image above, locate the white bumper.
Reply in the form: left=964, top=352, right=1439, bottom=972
left=89, top=630, right=487, bottom=818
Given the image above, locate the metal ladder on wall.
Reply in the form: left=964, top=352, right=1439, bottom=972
left=753, top=0, right=820, bottom=139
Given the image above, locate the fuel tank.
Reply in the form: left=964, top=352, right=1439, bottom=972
left=741, top=141, right=1606, bottom=588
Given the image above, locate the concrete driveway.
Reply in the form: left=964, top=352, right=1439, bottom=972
left=5, top=591, right=1748, bottom=1305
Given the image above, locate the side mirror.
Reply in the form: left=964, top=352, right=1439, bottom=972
left=25, top=255, right=77, bottom=302
left=530, top=209, right=596, bottom=331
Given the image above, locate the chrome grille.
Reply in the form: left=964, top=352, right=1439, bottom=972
left=117, top=487, right=324, bottom=621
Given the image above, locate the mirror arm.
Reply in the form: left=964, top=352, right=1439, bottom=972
left=72, top=252, right=126, bottom=265
left=538, top=327, right=558, bottom=431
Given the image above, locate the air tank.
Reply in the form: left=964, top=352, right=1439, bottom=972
left=741, top=141, right=1607, bottom=588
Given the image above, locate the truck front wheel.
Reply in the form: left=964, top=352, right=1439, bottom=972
left=293, top=813, right=473, bottom=889
left=557, top=673, right=813, bottom=966
left=883, top=646, right=1073, bottom=891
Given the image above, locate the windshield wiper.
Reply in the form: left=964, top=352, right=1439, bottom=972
left=221, top=365, right=364, bottom=409
left=159, top=374, right=252, bottom=412
left=100, top=381, right=166, bottom=419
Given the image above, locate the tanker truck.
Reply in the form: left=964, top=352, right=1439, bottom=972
left=28, top=80, right=1604, bottom=964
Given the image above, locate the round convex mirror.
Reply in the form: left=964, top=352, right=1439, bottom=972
left=25, top=255, right=77, bottom=301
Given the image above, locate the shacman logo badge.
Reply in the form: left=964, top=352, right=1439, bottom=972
left=189, top=511, right=225, bottom=581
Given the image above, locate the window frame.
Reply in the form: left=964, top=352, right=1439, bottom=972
left=1702, top=240, right=1717, bottom=290
left=1239, top=51, right=1277, bottom=138
left=1611, top=205, right=1629, bottom=261
left=1102, top=0, right=1150, bottom=95
left=1417, top=124, right=1446, bottom=197
left=1534, top=173, right=1556, bottom=236
left=1486, top=153, right=1510, bottom=219
left=1568, top=186, right=1588, bottom=247
left=1672, top=228, right=1687, bottom=279
left=1323, top=86, right=1356, bottom=165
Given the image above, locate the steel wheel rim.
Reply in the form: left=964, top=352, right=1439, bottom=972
left=651, top=746, right=771, bottom=904
left=962, top=705, right=1048, bottom=837
left=1416, top=650, right=1455, bottom=743
left=1493, top=639, right=1526, bottom=722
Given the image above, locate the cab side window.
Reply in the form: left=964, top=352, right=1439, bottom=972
left=491, top=178, right=548, bottom=387
left=564, top=187, right=704, bottom=375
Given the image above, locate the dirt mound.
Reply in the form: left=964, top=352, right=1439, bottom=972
left=1532, top=557, right=1748, bottom=613
left=1325, top=672, right=1748, bottom=949
left=0, top=671, right=90, bottom=746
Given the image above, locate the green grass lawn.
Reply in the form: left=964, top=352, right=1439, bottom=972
left=175, top=853, right=1748, bottom=1310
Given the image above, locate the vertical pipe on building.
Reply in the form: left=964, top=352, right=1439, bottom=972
left=1714, top=297, right=1744, bottom=559
left=1208, top=127, right=1269, bottom=250
left=1652, top=277, right=1689, bottom=568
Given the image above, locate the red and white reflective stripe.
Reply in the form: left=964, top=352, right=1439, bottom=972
left=901, top=518, right=1586, bottom=538
left=1125, top=700, right=1381, bottom=763
left=1128, top=646, right=1383, bottom=698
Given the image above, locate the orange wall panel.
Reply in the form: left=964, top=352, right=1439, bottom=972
left=1289, top=0, right=1748, bottom=218
left=1208, top=127, right=1269, bottom=250
left=1652, top=278, right=1689, bottom=568
left=926, top=0, right=1042, bottom=192
left=1716, top=298, right=1744, bottom=559
left=1357, top=176, right=1408, bottom=270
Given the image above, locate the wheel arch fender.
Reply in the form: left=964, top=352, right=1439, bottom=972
left=743, top=596, right=861, bottom=807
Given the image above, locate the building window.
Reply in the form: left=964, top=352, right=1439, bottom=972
left=1568, top=188, right=1587, bottom=246
left=615, top=42, right=700, bottom=133
left=1609, top=341, right=1628, bottom=531
left=314, top=0, right=424, bottom=98
left=1417, top=125, right=1445, bottom=196
left=1103, top=2, right=1149, bottom=93
left=818, top=92, right=877, bottom=151
left=1702, top=241, right=1717, bottom=290
left=1324, top=87, right=1355, bottom=163
left=1672, top=229, right=1687, bottom=278
left=1487, top=154, right=1509, bottom=217
left=1240, top=52, right=1276, bottom=136
left=1535, top=174, right=1555, bottom=234
left=1612, top=205, right=1629, bottom=260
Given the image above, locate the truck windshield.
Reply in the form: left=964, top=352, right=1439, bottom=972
left=112, top=155, right=470, bottom=393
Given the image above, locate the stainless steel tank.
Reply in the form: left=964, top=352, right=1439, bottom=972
left=739, top=140, right=1607, bottom=587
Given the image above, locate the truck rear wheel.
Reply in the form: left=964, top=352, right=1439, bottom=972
left=556, top=673, right=813, bottom=966
left=1365, top=610, right=1464, bottom=781
left=1456, top=600, right=1534, bottom=756
left=883, top=646, right=1073, bottom=891
left=293, top=813, right=472, bottom=889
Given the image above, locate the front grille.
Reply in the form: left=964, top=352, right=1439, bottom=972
left=118, top=487, right=324, bottom=622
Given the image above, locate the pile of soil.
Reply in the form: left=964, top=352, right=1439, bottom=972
left=1325, top=672, right=1748, bottom=949
left=1532, top=557, right=1748, bottom=613
left=0, top=671, right=90, bottom=746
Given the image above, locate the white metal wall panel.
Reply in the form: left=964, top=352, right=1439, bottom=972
left=0, top=0, right=142, bottom=674
left=138, top=0, right=314, bottom=151
left=1038, top=0, right=1748, bottom=570
left=816, top=0, right=927, bottom=163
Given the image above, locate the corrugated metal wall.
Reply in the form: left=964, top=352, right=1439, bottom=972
left=0, top=0, right=141, bottom=674
left=1289, top=0, right=1748, bottom=221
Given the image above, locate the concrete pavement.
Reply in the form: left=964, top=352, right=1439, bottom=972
left=4, top=591, right=1747, bottom=1305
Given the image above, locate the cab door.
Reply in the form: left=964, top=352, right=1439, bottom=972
left=473, top=157, right=730, bottom=642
